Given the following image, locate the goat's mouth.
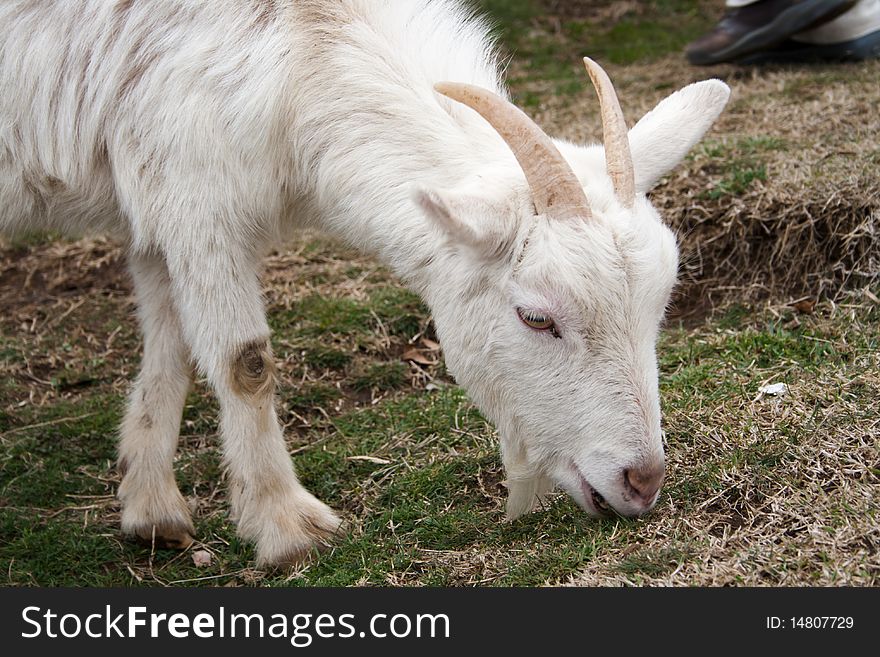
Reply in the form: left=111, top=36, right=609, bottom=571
left=572, top=465, right=612, bottom=517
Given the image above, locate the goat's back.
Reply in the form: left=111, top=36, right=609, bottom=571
left=0, top=0, right=500, bottom=245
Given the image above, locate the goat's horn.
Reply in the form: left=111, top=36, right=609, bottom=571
left=434, top=82, right=591, bottom=221
left=583, top=57, right=635, bottom=208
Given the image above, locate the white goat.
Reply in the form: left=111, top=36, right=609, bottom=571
left=0, top=0, right=730, bottom=565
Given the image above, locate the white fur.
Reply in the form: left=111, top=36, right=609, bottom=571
left=0, top=0, right=729, bottom=563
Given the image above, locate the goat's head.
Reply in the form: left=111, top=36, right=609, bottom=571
left=416, top=59, right=729, bottom=520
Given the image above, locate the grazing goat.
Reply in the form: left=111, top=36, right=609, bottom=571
left=0, top=0, right=730, bottom=566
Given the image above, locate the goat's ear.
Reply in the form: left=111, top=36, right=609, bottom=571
left=628, top=79, right=730, bottom=193
left=413, top=187, right=487, bottom=250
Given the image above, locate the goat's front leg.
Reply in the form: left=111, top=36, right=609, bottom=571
left=118, top=253, right=195, bottom=548
left=165, top=243, right=342, bottom=566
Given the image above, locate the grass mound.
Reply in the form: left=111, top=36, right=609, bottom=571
left=656, top=65, right=880, bottom=311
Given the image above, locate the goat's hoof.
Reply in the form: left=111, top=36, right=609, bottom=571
left=127, top=521, right=196, bottom=550
left=254, top=499, right=345, bottom=568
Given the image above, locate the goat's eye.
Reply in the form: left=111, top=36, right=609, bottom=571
left=516, top=307, right=558, bottom=335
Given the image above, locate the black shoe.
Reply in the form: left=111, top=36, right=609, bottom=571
left=686, top=0, right=857, bottom=65
left=739, top=28, right=880, bottom=62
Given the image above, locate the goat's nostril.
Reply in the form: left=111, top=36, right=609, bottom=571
left=624, top=465, right=664, bottom=504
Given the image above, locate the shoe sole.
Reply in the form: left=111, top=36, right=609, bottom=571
left=739, top=28, right=880, bottom=63
left=688, top=0, right=857, bottom=65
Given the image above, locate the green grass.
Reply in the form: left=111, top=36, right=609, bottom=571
left=349, top=362, right=408, bottom=392
left=270, top=287, right=426, bottom=345
left=476, top=0, right=715, bottom=105
left=287, top=382, right=342, bottom=413
left=302, top=346, right=352, bottom=370
left=272, top=296, right=372, bottom=338
left=1, top=230, right=64, bottom=250
left=697, top=136, right=789, bottom=199
left=3, top=294, right=876, bottom=586
left=575, top=6, right=710, bottom=65
left=2, top=396, right=120, bottom=493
